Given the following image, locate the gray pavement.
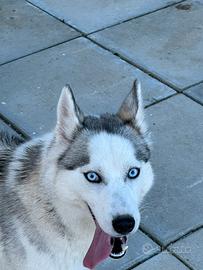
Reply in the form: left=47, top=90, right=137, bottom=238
left=184, top=82, right=203, bottom=105
left=28, top=0, right=181, bottom=33
left=0, top=0, right=79, bottom=65
left=133, top=253, right=190, bottom=270
left=0, top=0, right=202, bottom=269
left=169, top=229, right=203, bottom=269
left=0, top=38, right=174, bottom=137
left=90, top=0, right=203, bottom=90
left=142, top=95, right=203, bottom=246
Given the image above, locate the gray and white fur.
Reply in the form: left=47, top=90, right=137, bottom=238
left=0, top=80, right=154, bottom=270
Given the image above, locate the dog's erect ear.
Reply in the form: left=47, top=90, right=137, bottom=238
left=117, top=80, right=146, bottom=132
left=55, top=85, right=83, bottom=142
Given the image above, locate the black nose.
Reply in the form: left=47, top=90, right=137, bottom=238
left=112, top=215, right=135, bottom=235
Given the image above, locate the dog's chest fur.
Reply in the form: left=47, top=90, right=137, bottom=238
left=0, top=196, right=92, bottom=270
left=0, top=134, right=93, bottom=270
left=14, top=224, right=90, bottom=270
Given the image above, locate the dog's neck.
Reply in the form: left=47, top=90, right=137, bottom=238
left=36, top=133, right=95, bottom=251
left=10, top=133, right=95, bottom=257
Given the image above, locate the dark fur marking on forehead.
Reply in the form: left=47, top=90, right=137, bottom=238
left=15, top=143, right=43, bottom=183
left=83, top=114, right=125, bottom=134
left=83, top=114, right=142, bottom=135
left=58, top=114, right=150, bottom=167
left=83, top=114, right=150, bottom=162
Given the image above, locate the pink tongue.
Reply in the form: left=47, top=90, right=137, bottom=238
left=83, top=221, right=112, bottom=269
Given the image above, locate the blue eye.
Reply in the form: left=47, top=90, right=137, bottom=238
left=84, top=171, right=102, bottom=183
left=128, top=167, right=140, bottom=179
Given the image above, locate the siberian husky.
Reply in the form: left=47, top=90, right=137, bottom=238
left=0, top=80, right=154, bottom=270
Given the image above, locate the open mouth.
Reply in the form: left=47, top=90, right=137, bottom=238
left=110, top=236, right=128, bottom=259
left=83, top=206, right=128, bottom=269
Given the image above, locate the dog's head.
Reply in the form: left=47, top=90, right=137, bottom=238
left=52, top=80, right=153, bottom=267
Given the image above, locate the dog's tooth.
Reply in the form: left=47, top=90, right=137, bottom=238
left=111, top=249, right=126, bottom=258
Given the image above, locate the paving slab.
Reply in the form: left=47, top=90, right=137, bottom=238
left=90, top=0, right=203, bottom=89
left=0, top=37, right=174, bottom=137
left=140, top=95, right=203, bottom=245
left=0, top=0, right=79, bottom=65
left=97, top=230, right=159, bottom=270
left=184, top=83, right=203, bottom=105
left=169, top=229, right=203, bottom=270
left=133, top=253, right=189, bottom=270
left=29, top=0, right=181, bottom=33
left=0, top=118, right=22, bottom=138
